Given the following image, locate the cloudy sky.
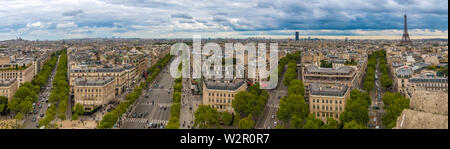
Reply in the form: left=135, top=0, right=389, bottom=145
left=0, top=0, right=448, bottom=40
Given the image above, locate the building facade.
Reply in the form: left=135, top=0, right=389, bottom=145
left=308, top=83, right=350, bottom=122
left=73, top=77, right=116, bottom=111
left=202, top=79, right=247, bottom=113
left=302, top=65, right=356, bottom=101
left=0, top=63, right=35, bottom=87
left=0, top=78, right=18, bottom=101
left=69, top=66, right=129, bottom=97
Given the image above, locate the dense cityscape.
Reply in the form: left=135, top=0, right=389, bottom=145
left=0, top=0, right=448, bottom=130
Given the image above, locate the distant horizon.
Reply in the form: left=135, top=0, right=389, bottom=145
left=2, top=35, right=448, bottom=42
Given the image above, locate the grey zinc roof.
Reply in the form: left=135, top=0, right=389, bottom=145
left=305, top=65, right=354, bottom=75
left=396, top=67, right=413, bottom=77
left=309, top=83, right=348, bottom=97
left=409, top=77, right=448, bottom=83
left=331, top=59, right=346, bottom=64
left=70, top=67, right=124, bottom=73
left=204, top=78, right=246, bottom=91
left=75, top=77, right=114, bottom=86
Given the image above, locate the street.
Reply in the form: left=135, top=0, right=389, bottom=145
left=120, top=58, right=174, bottom=129
left=23, top=55, right=60, bottom=129
left=255, top=65, right=289, bottom=129
left=179, top=78, right=202, bottom=129
left=368, top=56, right=386, bottom=129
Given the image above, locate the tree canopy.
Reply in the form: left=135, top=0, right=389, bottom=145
left=382, top=92, right=410, bottom=129
left=238, top=114, right=255, bottom=129
left=340, top=89, right=370, bottom=127
left=232, top=83, right=269, bottom=118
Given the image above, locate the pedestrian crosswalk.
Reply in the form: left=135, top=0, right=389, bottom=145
left=125, top=118, right=147, bottom=123
left=140, top=102, right=172, bottom=107
left=266, top=104, right=279, bottom=108
left=124, top=118, right=168, bottom=125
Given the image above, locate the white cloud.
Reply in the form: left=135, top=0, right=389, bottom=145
left=26, top=22, right=42, bottom=28
left=56, top=22, right=77, bottom=29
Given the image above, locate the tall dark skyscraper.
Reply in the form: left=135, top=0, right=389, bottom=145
left=295, top=32, right=299, bottom=41
left=401, top=14, right=412, bottom=45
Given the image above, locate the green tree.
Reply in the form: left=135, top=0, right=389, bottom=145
left=232, top=84, right=268, bottom=118
left=283, top=67, right=296, bottom=86
left=71, top=113, right=79, bottom=120
left=166, top=116, right=180, bottom=129
left=303, top=114, right=323, bottom=129
left=238, top=115, right=255, bottom=129
left=320, top=60, right=332, bottom=68
left=340, top=98, right=369, bottom=125
left=363, top=81, right=374, bottom=92
left=0, top=96, right=8, bottom=114
left=174, top=83, right=182, bottom=92
left=15, top=112, right=23, bottom=120
left=221, top=112, right=233, bottom=125
left=19, top=99, right=32, bottom=114
left=343, top=120, right=367, bottom=129
left=277, top=94, right=308, bottom=123
left=57, top=101, right=67, bottom=120
left=381, top=74, right=393, bottom=88
left=321, top=118, right=340, bottom=129
left=290, top=115, right=304, bottom=129
left=74, top=103, right=85, bottom=115
left=381, top=92, right=409, bottom=129
left=288, top=79, right=304, bottom=96
left=194, top=105, right=220, bottom=129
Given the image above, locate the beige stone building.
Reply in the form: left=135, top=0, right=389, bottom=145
left=202, top=79, right=247, bottom=113
left=393, top=66, right=413, bottom=97
left=69, top=66, right=129, bottom=97
left=309, top=83, right=350, bottom=122
left=302, top=65, right=356, bottom=101
left=407, top=72, right=448, bottom=98
left=0, top=63, right=35, bottom=87
left=0, top=78, right=18, bottom=101
left=73, top=77, right=116, bottom=111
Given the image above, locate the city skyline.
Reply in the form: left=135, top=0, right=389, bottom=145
left=0, top=0, right=448, bottom=40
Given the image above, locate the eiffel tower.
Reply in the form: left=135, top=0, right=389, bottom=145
left=400, top=14, right=412, bottom=45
